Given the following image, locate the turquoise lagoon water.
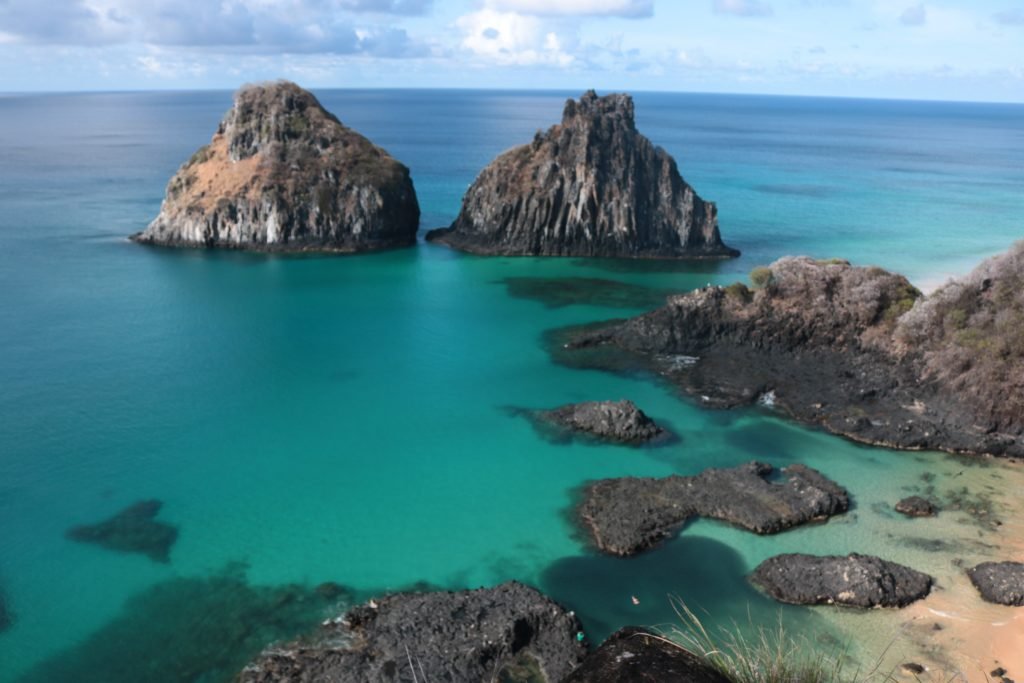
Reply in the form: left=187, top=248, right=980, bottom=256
left=1, top=90, right=1024, bottom=680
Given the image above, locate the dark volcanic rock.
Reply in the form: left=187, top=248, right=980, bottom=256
left=968, top=561, right=1024, bottom=605
left=562, top=627, right=729, bottom=683
left=134, top=81, right=419, bottom=252
left=66, top=500, right=178, bottom=563
left=538, top=400, right=666, bottom=445
left=426, top=90, right=736, bottom=259
left=750, top=553, right=933, bottom=608
left=555, top=249, right=1024, bottom=457
left=578, top=461, right=849, bottom=556
left=238, top=581, right=586, bottom=683
left=895, top=496, right=938, bottom=517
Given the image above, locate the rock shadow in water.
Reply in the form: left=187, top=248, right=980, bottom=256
left=500, top=276, right=675, bottom=310
left=540, top=535, right=835, bottom=647
left=16, top=564, right=353, bottom=683
left=66, top=499, right=178, bottom=563
left=570, top=258, right=731, bottom=276
left=0, top=586, right=12, bottom=634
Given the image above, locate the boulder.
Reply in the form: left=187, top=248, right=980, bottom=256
left=750, top=553, right=933, bottom=608
left=968, top=562, right=1024, bottom=606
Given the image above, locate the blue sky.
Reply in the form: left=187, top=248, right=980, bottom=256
left=1, top=0, right=1022, bottom=101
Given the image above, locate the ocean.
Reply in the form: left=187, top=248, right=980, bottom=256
left=1, top=89, right=1023, bottom=681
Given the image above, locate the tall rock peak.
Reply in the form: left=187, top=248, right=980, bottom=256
left=427, top=90, right=736, bottom=258
left=133, top=80, right=420, bottom=253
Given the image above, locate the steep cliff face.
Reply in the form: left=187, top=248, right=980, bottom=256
left=426, top=90, right=736, bottom=258
left=556, top=250, right=1024, bottom=457
left=133, top=81, right=419, bottom=252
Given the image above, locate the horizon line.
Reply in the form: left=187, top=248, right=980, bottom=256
left=2, top=84, right=1022, bottom=107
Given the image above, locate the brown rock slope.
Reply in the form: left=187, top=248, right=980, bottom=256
left=427, top=90, right=736, bottom=259
left=555, top=244, right=1024, bottom=457
left=134, top=81, right=419, bottom=252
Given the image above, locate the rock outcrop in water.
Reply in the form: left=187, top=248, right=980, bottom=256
left=895, top=496, right=938, bottom=518
left=133, top=81, right=419, bottom=252
left=556, top=245, right=1024, bottom=457
left=537, top=400, right=667, bottom=445
left=968, top=561, right=1024, bottom=605
left=578, top=461, right=849, bottom=556
left=562, top=627, right=730, bottom=683
left=750, top=553, right=934, bottom=608
left=426, top=90, right=736, bottom=259
left=66, top=499, right=178, bottom=563
left=239, top=582, right=586, bottom=682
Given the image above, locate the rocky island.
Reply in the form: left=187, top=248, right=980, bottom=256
left=577, top=461, right=849, bottom=556
left=426, top=90, right=737, bottom=259
left=555, top=243, right=1024, bottom=457
left=534, top=399, right=667, bottom=445
left=133, top=81, right=419, bottom=252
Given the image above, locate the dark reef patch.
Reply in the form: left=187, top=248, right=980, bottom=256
left=66, top=499, right=178, bottom=563
left=17, top=564, right=351, bottom=683
left=0, top=587, right=12, bottom=633
left=501, top=276, right=674, bottom=310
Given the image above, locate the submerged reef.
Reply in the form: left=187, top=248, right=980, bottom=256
left=427, top=90, right=736, bottom=259
left=554, top=244, right=1024, bottom=457
left=133, top=81, right=419, bottom=252
left=66, top=499, right=178, bottom=563
left=500, top=276, right=675, bottom=310
left=17, top=565, right=351, bottom=683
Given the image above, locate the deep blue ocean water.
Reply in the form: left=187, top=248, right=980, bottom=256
left=1, top=89, right=1024, bottom=680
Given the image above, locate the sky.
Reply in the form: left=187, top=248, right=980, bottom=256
left=0, top=0, right=1022, bottom=101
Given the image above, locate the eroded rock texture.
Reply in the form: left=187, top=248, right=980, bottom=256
left=134, top=81, right=419, bottom=252
left=427, top=90, right=736, bottom=259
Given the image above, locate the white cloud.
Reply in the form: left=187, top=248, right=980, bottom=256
left=456, top=9, right=575, bottom=66
left=485, top=0, right=653, bottom=17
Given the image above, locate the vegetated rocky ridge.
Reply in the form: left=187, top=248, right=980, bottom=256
left=238, top=582, right=587, bottom=683
left=426, top=90, right=737, bottom=259
left=134, top=81, right=419, bottom=252
left=750, top=553, right=933, bottom=608
left=555, top=244, right=1024, bottom=457
left=577, top=461, right=849, bottom=556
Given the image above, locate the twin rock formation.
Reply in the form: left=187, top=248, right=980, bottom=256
left=135, top=82, right=733, bottom=259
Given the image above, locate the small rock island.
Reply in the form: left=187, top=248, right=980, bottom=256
left=133, top=81, right=419, bottom=252
left=427, top=90, right=737, bottom=259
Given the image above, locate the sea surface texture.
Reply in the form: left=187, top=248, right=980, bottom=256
left=1, top=90, right=1023, bottom=681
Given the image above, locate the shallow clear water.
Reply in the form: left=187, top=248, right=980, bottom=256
left=1, top=90, right=1023, bottom=681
